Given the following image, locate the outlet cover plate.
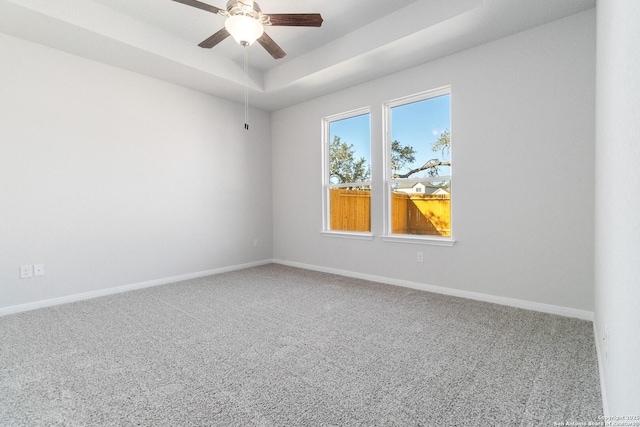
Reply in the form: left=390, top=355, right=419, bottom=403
left=34, top=264, right=45, bottom=276
left=20, top=265, right=33, bottom=279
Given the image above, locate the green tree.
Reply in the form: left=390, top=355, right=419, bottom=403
left=431, top=129, right=450, bottom=158
left=330, top=136, right=370, bottom=184
left=390, top=140, right=416, bottom=174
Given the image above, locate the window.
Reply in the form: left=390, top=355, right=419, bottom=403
left=383, top=87, right=452, bottom=244
left=322, top=109, right=371, bottom=235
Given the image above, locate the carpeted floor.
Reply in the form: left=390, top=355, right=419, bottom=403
left=0, top=264, right=602, bottom=426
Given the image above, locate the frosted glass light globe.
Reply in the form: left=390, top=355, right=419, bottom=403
left=225, top=15, right=264, bottom=46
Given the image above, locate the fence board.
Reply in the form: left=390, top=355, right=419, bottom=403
left=400, top=193, right=451, bottom=236
left=330, top=189, right=450, bottom=236
left=330, top=189, right=371, bottom=232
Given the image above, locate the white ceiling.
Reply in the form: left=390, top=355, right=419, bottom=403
left=0, top=0, right=595, bottom=111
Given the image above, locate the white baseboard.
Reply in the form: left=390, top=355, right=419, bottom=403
left=2, top=258, right=595, bottom=323
left=0, top=259, right=272, bottom=317
left=273, top=259, right=595, bottom=321
left=592, top=319, right=610, bottom=417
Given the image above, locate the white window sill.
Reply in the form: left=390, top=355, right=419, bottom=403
left=320, top=231, right=374, bottom=241
left=380, top=235, right=456, bottom=247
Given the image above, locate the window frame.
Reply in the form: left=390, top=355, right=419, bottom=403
left=382, top=86, right=455, bottom=247
left=321, top=107, right=373, bottom=239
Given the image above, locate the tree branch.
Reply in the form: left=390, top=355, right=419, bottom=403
left=393, top=159, right=451, bottom=179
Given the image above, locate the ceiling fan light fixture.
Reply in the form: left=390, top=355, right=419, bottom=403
left=225, top=15, right=263, bottom=46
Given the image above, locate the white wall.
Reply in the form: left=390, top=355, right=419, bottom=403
left=594, top=0, right=640, bottom=415
left=0, top=34, right=272, bottom=311
left=272, top=10, right=596, bottom=313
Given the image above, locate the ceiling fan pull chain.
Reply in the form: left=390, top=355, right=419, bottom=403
left=244, top=45, right=249, bottom=130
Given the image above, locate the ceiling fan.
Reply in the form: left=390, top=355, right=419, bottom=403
left=171, top=0, right=323, bottom=59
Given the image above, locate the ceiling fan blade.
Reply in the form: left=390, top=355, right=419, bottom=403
left=171, top=0, right=223, bottom=14
left=198, top=28, right=230, bottom=48
left=257, top=32, right=286, bottom=59
left=266, top=13, right=323, bottom=27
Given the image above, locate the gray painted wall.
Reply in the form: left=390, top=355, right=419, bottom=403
left=0, top=33, right=273, bottom=310
left=272, top=10, right=596, bottom=312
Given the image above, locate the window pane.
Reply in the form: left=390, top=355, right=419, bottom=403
left=391, top=181, right=450, bottom=236
left=326, top=112, right=371, bottom=232
left=390, top=95, right=450, bottom=179
left=329, top=186, right=371, bottom=232
left=329, top=114, right=371, bottom=185
left=388, top=92, right=451, bottom=237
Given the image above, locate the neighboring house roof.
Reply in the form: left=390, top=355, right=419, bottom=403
left=394, top=182, right=419, bottom=190
left=393, top=182, right=450, bottom=194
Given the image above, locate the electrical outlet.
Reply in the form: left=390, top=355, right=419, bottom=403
left=20, top=265, right=33, bottom=279
left=416, top=252, right=424, bottom=263
left=253, top=238, right=259, bottom=247
left=34, top=264, right=45, bottom=276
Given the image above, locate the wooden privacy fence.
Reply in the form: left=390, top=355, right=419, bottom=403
left=330, top=189, right=371, bottom=232
left=329, top=189, right=451, bottom=236
left=391, top=193, right=451, bottom=236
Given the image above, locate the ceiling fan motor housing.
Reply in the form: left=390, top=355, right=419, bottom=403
left=224, top=1, right=265, bottom=46
left=226, top=0, right=262, bottom=18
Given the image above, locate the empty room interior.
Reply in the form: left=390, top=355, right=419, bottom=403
left=1, top=0, right=639, bottom=424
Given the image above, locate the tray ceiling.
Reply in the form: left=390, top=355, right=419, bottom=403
left=0, top=0, right=595, bottom=111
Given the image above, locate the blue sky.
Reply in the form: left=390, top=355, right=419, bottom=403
left=329, top=94, right=451, bottom=177
left=329, top=113, right=371, bottom=166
